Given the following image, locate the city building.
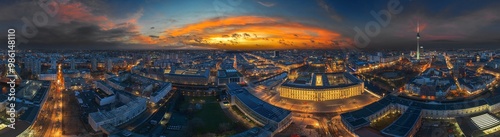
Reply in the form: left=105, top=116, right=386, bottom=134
left=225, top=83, right=292, bottom=135
left=106, top=58, right=113, bottom=72
left=456, top=113, right=500, bottom=136
left=325, top=57, right=346, bottom=73
left=105, top=73, right=172, bottom=104
left=404, top=68, right=456, bottom=98
left=70, top=58, right=76, bottom=70
left=38, top=69, right=57, bottom=81
left=164, top=68, right=210, bottom=85
left=273, top=51, right=279, bottom=58
left=94, top=81, right=117, bottom=106
left=367, top=52, right=400, bottom=63
left=405, top=77, right=455, bottom=98
left=88, top=98, right=147, bottom=134
left=278, top=72, right=364, bottom=101
left=0, top=94, right=8, bottom=111
left=147, top=82, right=172, bottom=103
left=341, top=94, right=500, bottom=137
left=381, top=107, right=422, bottom=137
left=485, top=59, right=500, bottom=70
left=92, top=57, right=98, bottom=71
left=458, top=72, right=495, bottom=94
left=217, top=69, right=244, bottom=86
left=50, top=59, right=57, bottom=69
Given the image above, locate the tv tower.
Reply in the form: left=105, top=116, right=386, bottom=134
left=417, top=21, right=421, bottom=60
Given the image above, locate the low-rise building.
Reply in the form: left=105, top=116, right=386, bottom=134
left=164, top=68, right=210, bottom=85
left=88, top=98, right=147, bottom=133
left=226, top=83, right=292, bottom=134
left=458, top=73, right=495, bottom=94
left=278, top=72, right=364, bottom=101
left=341, top=94, right=500, bottom=137
left=147, top=82, right=172, bottom=103
left=217, top=69, right=243, bottom=86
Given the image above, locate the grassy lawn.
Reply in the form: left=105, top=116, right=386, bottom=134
left=195, top=98, right=231, bottom=133
left=179, top=96, right=233, bottom=134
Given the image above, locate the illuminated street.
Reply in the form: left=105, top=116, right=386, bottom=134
left=1, top=1, right=500, bottom=137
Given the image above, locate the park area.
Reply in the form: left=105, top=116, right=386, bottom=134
left=175, top=95, right=245, bottom=136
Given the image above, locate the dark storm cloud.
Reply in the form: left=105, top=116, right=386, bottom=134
left=9, top=21, right=139, bottom=49
left=0, top=1, right=39, bottom=21
left=0, top=0, right=160, bottom=49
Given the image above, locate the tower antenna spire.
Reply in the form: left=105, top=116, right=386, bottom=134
left=417, top=20, right=419, bottom=33
left=416, top=19, right=421, bottom=60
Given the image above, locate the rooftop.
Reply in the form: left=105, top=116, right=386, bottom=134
left=227, top=83, right=291, bottom=123
left=217, top=69, right=243, bottom=78
left=471, top=113, right=500, bottom=130
left=89, top=98, right=146, bottom=123
left=381, top=108, right=422, bottom=137
left=283, top=72, right=362, bottom=89
left=167, top=68, right=209, bottom=77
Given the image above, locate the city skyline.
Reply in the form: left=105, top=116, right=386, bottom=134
left=2, top=1, right=500, bottom=137
left=1, top=0, right=499, bottom=50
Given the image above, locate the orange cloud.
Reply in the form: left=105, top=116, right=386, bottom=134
left=163, top=16, right=350, bottom=49
left=131, top=35, right=158, bottom=44
left=55, top=2, right=349, bottom=49
left=169, top=16, right=280, bottom=36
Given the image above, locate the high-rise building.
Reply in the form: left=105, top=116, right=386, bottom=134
left=70, top=58, right=76, bottom=70
left=33, top=59, right=41, bottom=74
left=421, top=46, right=424, bottom=57
left=91, top=57, right=97, bottom=71
left=106, top=58, right=113, bottom=72
left=51, top=59, right=57, bottom=69
left=25, top=58, right=33, bottom=72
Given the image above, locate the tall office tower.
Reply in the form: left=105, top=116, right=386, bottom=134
left=91, top=57, right=97, bottom=71
left=70, top=58, right=76, bottom=70
left=25, top=58, right=33, bottom=72
left=420, top=46, right=424, bottom=58
left=106, top=58, right=113, bottom=72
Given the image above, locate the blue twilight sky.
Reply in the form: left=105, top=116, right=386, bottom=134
left=0, top=0, right=499, bottom=50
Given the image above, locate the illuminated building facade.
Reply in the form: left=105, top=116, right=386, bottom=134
left=217, top=69, right=244, bottom=86
left=88, top=98, right=147, bottom=134
left=278, top=72, right=364, bottom=101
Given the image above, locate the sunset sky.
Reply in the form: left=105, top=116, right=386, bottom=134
left=1, top=0, right=499, bottom=50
